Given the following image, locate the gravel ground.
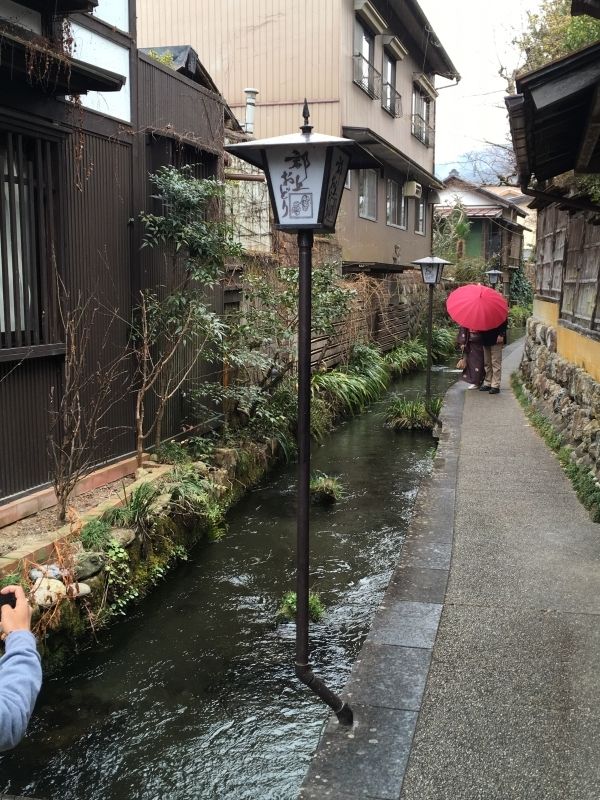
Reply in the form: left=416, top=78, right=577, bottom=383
left=0, top=477, right=135, bottom=559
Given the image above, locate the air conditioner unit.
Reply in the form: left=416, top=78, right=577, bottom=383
left=403, top=181, right=422, bottom=199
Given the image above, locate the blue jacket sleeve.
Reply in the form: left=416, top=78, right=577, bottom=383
left=0, top=630, right=42, bottom=751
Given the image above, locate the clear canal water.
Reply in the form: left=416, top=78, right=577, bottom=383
left=0, top=366, right=458, bottom=800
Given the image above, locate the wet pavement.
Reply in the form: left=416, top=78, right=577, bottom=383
left=301, top=340, right=600, bottom=800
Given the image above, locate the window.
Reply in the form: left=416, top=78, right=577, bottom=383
left=358, top=169, right=377, bottom=221
left=353, top=20, right=380, bottom=98
left=0, top=129, right=58, bottom=351
left=415, top=196, right=426, bottom=235
left=386, top=179, right=407, bottom=228
left=382, top=52, right=401, bottom=117
left=412, top=85, right=432, bottom=146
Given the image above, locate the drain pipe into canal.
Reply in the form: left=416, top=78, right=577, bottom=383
left=295, top=230, right=354, bottom=727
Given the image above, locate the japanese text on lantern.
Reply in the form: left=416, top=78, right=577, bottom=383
left=280, top=149, right=313, bottom=219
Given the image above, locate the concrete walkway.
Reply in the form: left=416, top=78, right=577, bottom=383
left=300, top=341, right=600, bottom=800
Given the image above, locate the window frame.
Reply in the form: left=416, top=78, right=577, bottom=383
left=353, top=18, right=381, bottom=99
left=0, top=119, right=62, bottom=359
left=386, top=179, right=407, bottom=229
left=411, top=84, right=432, bottom=146
left=415, top=195, right=427, bottom=235
left=358, top=169, right=378, bottom=222
left=382, top=51, right=400, bottom=117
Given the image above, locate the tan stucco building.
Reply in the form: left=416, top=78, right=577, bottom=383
left=137, top=0, right=459, bottom=272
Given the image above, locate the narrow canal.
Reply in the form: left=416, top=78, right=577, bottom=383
left=1, top=367, right=457, bottom=800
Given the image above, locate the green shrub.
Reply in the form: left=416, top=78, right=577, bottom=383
left=385, top=394, right=443, bottom=430
left=311, top=370, right=373, bottom=415
left=508, top=305, right=531, bottom=328
left=310, top=472, right=343, bottom=504
left=80, top=519, right=112, bottom=551
left=277, top=590, right=324, bottom=622
left=429, top=326, right=458, bottom=360
left=385, top=339, right=427, bottom=377
left=347, top=344, right=390, bottom=394
left=154, top=441, right=190, bottom=465
left=0, top=572, right=27, bottom=590
left=102, top=482, right=160, bottom=539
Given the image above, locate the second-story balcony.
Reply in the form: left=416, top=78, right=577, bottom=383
left=411, top=113, right=434, bottom=147
left=382, top=83, right=402, bottom=118
left=353, top=53, right=381, bottom=100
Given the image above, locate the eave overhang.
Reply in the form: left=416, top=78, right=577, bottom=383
left=506, top=41, right=600, bottom=185
left=342, top=126, right=443, bottom=189
left=18, top=0, right=98, bottom=11
left=0, top=28, right=125, bottom=94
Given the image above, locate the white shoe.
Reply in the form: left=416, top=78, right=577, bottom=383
left=467, top=383, right=478, bottom=389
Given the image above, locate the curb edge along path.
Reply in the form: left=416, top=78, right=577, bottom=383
left=301, top=339, right=600, bottom=800
left=299, top=346, right=469, bottom=800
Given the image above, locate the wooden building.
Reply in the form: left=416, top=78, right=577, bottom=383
left=436, top=174, right=528, bottom=293
left=0, top=1, right=229, bottom=506
left=137, top=0, right=460, bottom=273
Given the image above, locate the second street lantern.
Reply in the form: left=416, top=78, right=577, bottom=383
left=225, top=100, right=380, bottom=233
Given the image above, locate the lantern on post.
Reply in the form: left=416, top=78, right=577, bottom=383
left=485, top=268, right=503, bottom=289
left=412, top=256, right=451, bottom=407
left=226, top=102, right=380, bottom=727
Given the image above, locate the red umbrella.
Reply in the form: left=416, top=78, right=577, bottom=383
left=446, top=284, right=508, bottom=330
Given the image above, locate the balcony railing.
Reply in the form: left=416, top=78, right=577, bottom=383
left=353, top=54, right=381, bottom=100
left=382, top=83, right=402, bottom=118
left=411, top=113, right=434, bottom=147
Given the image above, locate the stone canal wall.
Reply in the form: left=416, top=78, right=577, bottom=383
left=520, top=318, right=600, bottom=480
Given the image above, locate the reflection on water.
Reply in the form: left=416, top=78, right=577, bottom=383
left=0, top=368, right=456, bottom=800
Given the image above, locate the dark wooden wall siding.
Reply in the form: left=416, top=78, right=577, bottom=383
left=60, top=132, right=135, bottom=460
left=138, top=55, right=225, bottom=154
left=0, top=356, right=62, bottom=499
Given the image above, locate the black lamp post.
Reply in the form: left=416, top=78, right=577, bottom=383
left=225, top=102, right=380, bottom=726
left=412, top=256, right=451, bottom=406
left=485, top=268, right=503, bottom=289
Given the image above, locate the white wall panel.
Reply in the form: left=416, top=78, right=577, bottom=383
left=71, top=22, right=131, bottom=122
left=93, top=0, right=129, bottom=32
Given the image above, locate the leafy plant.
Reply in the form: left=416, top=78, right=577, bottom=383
left=0, top=572, right=27, bottom=590
left=385, top=339, right=428, bottom=377
left=430, top=326, right=458, bottom=361
left=508, top=305, right=531, bottom=329
left=187, top=435, right=216, bottom=460
left=102, top=482, right=160, bottom=547
left=277, top=590, right=324, bottom=622
left=509, top=263, right=533, bottom=308
left=347, top=344, right=389, bottom=394
left=310, top=472, right=343, bottom=504
left=80, top=519, right=112, bottom=551
left=385, top=395, right=443, bottom=430
left=104, top=539, right=138, bottom=616
left=165, top=465, right=226, bottom=534
left=132, top=166, right=240, bottom=464
left=154, top=441, right=190, bottom=465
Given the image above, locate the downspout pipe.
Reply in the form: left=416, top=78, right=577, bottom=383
left=296, top=229, right=353, bottom=727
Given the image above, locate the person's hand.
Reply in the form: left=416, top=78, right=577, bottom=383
left=496, top=335, right=504, bottom=345
left=0, top=586, right=32, bottom=636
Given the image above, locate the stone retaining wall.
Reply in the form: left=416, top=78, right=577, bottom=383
left=520, top=318, right=600, bottom=479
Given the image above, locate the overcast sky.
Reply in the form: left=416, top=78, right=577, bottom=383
left=417, top=0, right=543, bottom=177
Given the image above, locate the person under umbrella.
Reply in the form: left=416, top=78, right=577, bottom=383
left=446, top=284, right=508, bottom=394
left=479, top=315, right=508, bottom=394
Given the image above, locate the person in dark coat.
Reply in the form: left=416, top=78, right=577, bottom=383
left=479, top=316, right=508, bottom=394
left=457, top=327, right=484, bottom=388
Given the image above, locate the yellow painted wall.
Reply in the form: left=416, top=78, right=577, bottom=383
left=534, top=298, right=600, bottom=382
left=557, top=327, right=600, bottom=382
left=533, top=298, right=559, bottom=326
